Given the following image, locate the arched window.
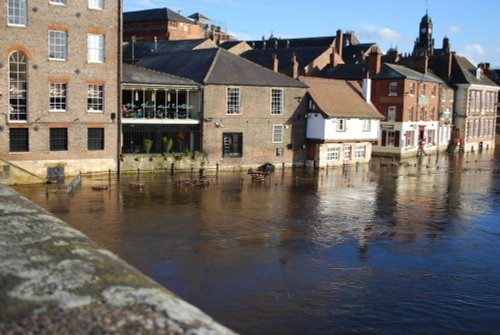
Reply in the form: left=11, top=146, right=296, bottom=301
left=8, top=51, right=28, bottom=121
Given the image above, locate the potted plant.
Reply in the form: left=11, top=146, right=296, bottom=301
left=162, top=137, right=173, bottom=154
left=143, top=139, right=153, bottom=153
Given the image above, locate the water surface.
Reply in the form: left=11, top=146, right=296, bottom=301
left=15, top=151, right=500, bottom=334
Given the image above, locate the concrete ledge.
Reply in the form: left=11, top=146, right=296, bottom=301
left=0, top=184, right=235, bottom=334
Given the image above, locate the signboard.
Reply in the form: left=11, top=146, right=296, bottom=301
left=419, top=97, right=429, bottom=105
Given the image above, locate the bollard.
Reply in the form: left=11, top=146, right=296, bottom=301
left=108, top=169, right=112, bottom=186
left=170, top=162, right=175, bottom=175
left=216, top=162, right=219, bottom=176
left=137, top=168, right=140, bottom=182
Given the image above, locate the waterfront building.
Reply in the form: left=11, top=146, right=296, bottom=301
left=301, top=76, right=383, bottom=168
left=135, top=48, right=309, bottom=169
left=0, top=0, right=120, bottom=183
left=121, top=64, right=202, bottom=155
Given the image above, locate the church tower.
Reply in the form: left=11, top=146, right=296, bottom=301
left=413, top=12, right=435, bottom=56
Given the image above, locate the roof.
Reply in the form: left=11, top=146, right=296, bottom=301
left=448, top=55, right=498, bottom=87
left=136, top=48, right=308, bottom=88
left=316, top=63, right=366, bottom=80
left=124, top=7, right=192, bottom=24
left=122, top=64, right=199, bottom=87
left=219, top=41, right=245, bottom=50
left=123, top=39, right=216, bottom=61
left=342, top=43, right=379, bottom=64
left=374, top=63, right=443, bottom=83
left=301, top=77, right=383, bottom=119
left=247, top=36, right=336, bottom=50
left=241, top=47, right=330, bottom=70
left=188, top=12, right=209, bottom=20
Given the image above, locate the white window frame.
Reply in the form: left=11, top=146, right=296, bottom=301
left=227, top=87, right=241, bottom=115
left=336, top=118, right=346, bottom=132
left=327, top=147, right=339, bottom=161
left=409, top=82, right=415, bottom=96
left=49, top=82, right=67, bottom=112
left=88, top=0, right=104, bottom=10
left=389, top=82, right=398, bottom=96
left=355, top=146, right=366, bottom=159
left=87, top=34, right=105, bottom=63
left=87, top=84, right=104, bottom=113
left=388, top=106, right=396, bottom=122
left=344, top=145, right=352, bottom=160
left=48, top=30, right=67, bottom=61
left=8, top=0, right=27, bottom=26
left=271, top=88, right=284, bottom=115
left=362, top=119, right=371, bottom=132
left=8, top=51, right=28, bottom=122
left=49, top=0, right=67, bottom=5
left=272, top=124, right=284, bottom=143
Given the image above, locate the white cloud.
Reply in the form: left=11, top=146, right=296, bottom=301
left=445, top=25, right=460, bottom=34
left=356, top=23, right=404, bottom=44
left=459, top=43, right=488, bottom=67
left=465, top=43, right=486, bottom=56
left=228, top=30, right=254, bottom=41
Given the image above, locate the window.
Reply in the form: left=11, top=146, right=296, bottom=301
left=9, top=128, right=29, bottom=152
left=271, top=88, right=284, bottom=115
left=272, top=124, right=284, bottom=143
left=50, top=128, right=68, bottom=151
left=49, top=82, right=67, bottom=112
left=421, top=83, right=426, bottom=97
left=8, top=51, right=28, bottom=122
left=408, top=106, right=414, bottom=122
left=427, top=129, right=435, bottom=145
left=223, top=133, right=242, bottom=157
left=87, top=84, right=104, bottom=112
left=419, top=107, right=426, bottom=121
left=475, top=92, right=480, bottom=111
left=337, top=119, right=346, bottom=131
left=8, top=0, right=27, bottom=26
left=227, top=87, right=240, bottom=114
left=405, top=130, right=415, bottom=147
left=88, top=128, right=104, bottom=150
left=355, top=146, right=366, bottom=159
left=88, top=0, right=104, bottom=9
left=431, top=85, right=437, bottom=97
left=389, top=82, right=398, bottom=96
left=327, top=147, right=339, bottom=161
left=362, top=119, right=371, bottom=132
left=48, top=30, right=67, bottom=60
left=387, top=106, right=396, bottom=122
left=470, top=91, right=476, bottom=111
left=344, top=145, right=352, bottom=160
left=87, top=34, right=105, bottom=63
left=409, top=82, right=415, bottom=95
left=382, top=130, right=400, bottom=147
left=50, top=0, right=67, bottom=4
left=430, top=107, right=436, bottom=120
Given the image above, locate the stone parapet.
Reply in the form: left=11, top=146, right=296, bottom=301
left=0, top=184, right=235, bottom=334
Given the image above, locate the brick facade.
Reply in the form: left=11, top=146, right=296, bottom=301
left=0, top=1, right=120, bottom=183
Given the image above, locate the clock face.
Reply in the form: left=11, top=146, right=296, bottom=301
left=421, top=27, right=427, bottom=33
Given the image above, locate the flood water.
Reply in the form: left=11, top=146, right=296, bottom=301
left=14, top=149, right=500, bottom=335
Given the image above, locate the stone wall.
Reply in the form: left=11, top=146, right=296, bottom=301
left=0, top=183, right=235, bottom=334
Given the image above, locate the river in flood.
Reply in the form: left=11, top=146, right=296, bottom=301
left=13, top=149, right=500, bottom=334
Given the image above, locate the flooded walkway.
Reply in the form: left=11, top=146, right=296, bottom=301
left=14, top=150, right=500, bottom=334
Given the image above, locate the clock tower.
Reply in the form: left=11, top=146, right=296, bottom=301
left=413, top=12, right=435, bottom=56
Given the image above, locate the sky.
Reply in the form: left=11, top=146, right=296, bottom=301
left=123, top=0, right=500, bottom=69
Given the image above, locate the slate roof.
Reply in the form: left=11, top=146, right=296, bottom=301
left=123, top=39, right=216, bottom=61
left=241, top=47, right=329, bottom=70
left=219, top=41, right=244, bottom=50
left=188, top=13, right=209, bottom=20
left=122, top=64, right=199, bottom=87
left=124, top=7, right=192, bottom=24
left=247, top=36, right=336, bottom=50
left=448, top=55, right=498, bottom=87
left=373, top=63, right=443, bottom=83
left=316, top=63, right=366, bottom=80
left=301, top=77, right=383, bottom=119
left=342, top=43, right=378, bottom=63
left=136, top=48, right=308, bottom=88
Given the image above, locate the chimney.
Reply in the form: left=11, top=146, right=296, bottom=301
left=330, top=46, right=337, bottom=67
left=442, top=36, right=450, bottom=53
left=485, top=63, right=490, bottom=70
left=335, top=29, right=343, bottom=59
left=416, top=53, right=429, bottom=74
left=272, top=53, right=279, bottom=72
left=367, top=50, right=381, bottom=77
left=476, top=64, right=484, bottom=79
left=362, top=78, right=372, bottom=103
left=441, top=51, right=452, bottom=81
left=290, top=53, right=299, bottom=79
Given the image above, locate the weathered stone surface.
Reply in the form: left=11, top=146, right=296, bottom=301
left=0, top=184, right=235, bottom=334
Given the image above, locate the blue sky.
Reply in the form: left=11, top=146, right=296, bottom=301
left=124, top=0, right=500, bottom=68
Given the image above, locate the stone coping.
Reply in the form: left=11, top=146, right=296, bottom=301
left=0, top=184, right=235, bottom=334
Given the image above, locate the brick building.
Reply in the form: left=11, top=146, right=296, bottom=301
left=136, top=48, right=309, bottom=169
left=0, top=0, right=120, bottom=184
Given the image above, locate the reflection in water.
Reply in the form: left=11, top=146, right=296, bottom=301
left=15, top=150, right=500, bottom=335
